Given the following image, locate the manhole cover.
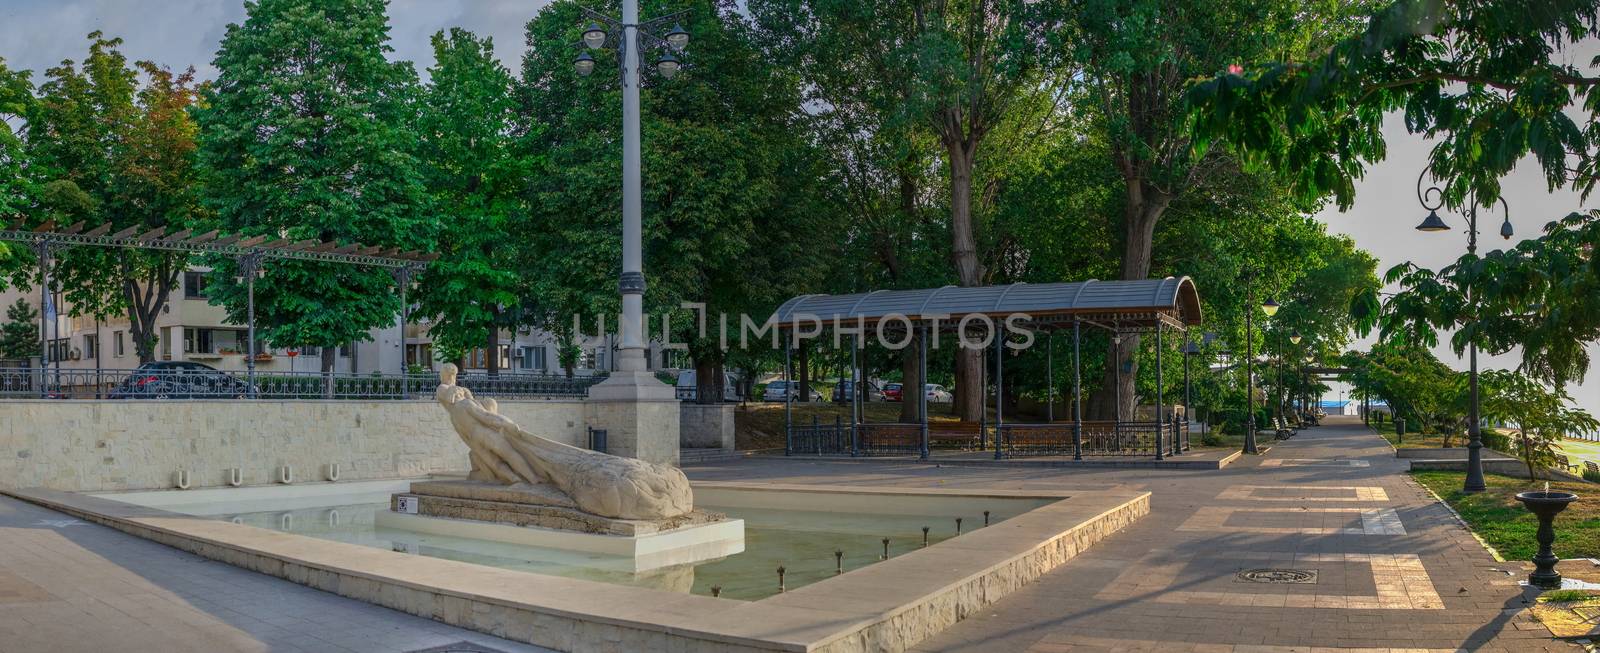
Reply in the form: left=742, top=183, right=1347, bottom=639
left=1236, top=568, right=1318, bottom=584
left=406, top=643, right=509, bottom=653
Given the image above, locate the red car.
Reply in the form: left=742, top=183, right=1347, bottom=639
left=882, top=382, right=903, bottom=402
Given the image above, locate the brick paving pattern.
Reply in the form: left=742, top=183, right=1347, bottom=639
left=689, top=416, right=1578, bottom=652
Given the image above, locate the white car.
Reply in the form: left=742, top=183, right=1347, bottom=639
left=763, top=380, right=823, bottom=402
left=924, top=384, right=953, bottom=403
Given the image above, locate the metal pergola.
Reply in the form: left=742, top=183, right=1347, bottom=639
left=767, top=277, right=1204, bottom=460
left=3, top=220, right=436, bottom=392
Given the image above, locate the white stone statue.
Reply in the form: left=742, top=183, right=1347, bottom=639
left=435, top=363, right=693, bottom=520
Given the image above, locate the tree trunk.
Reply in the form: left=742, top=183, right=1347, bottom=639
left=945, top=140, right=986, bottom=423
left=694, top=355, right=723, bottom=404
left=320, top=346, right=335, bottom=399
left=1090, top=181, right=1170, bottom=420
left=486, top=309, right=501, bottom=377
left=899, top=332, right=923, bottom=423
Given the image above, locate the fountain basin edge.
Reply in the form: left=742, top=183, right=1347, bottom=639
left=1, top=482, right=1149, bottom=653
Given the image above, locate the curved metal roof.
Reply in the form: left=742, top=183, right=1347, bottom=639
left=769, top=277, right=1202, bottom=330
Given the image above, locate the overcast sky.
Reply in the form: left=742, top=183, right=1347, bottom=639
left=3, top=0, right=1596, bottom=418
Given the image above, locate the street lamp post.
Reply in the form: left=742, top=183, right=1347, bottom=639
left=573, top=2, right=688, bottom=399
left=1242, top=272, right=1278, bottom=455
left=1415, top=168, right=1512, bottom=494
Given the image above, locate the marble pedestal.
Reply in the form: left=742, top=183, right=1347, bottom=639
left=584, top=370, right=681, bottom=467
left=380, top=480, right=742, bottom=572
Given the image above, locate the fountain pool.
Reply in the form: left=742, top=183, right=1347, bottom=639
left=96, top=479, right=1052, bottom=601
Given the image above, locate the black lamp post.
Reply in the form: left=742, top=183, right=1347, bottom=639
left=1415, top=168, right=1512, bottom=494
left=1242, top=272, right=1278, bottom=455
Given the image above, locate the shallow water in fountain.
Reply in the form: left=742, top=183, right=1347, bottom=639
left=135, top=489, right=1029, bottom=601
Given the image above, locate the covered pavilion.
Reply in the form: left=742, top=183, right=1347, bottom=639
left=767, top=277, right=1204, bottom=460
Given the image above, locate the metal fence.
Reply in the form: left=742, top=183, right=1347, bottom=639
left=788, top=416, right=852, bottom=455
left=0, top=367, right=600, bottom=400
left=998, top=420, right=1189, bottom=458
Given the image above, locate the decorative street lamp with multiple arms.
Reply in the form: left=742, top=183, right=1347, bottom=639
left=1415, top=167, right=1512, bottom=494
left=572, top=3, right=688, bottom=378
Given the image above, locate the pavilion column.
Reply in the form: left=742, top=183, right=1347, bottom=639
left=1155, top=323, right=1165, bottom=461
left=1072, top=319, right=1082, bottom=460
left=784, top=340, right=793, bottom=456
left=850, top=331, right=860, bottom=457
left=918, top=324, right=929, bottom=460
left=993, top=330, right=1004, bottom=461
left=1046, top=332, right=1054, bottom=423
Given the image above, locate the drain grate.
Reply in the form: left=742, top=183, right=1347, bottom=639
left=406, top=642, right=511, bottom=653
left=1235, top=568, right=1318, bottom=584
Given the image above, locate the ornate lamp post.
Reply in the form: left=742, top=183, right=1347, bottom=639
left=1415, top=168, right=1512, bottom=493
left=1242, top=271, right=1278, bottom=455
left=572, top=2, right=688, bottom=397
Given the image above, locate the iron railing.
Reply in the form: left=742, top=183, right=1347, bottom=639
left=789, top=416, right=852, bottom=455
left=998, top=420, right=1189, bottom=457
left=0, top=367, right=600, bottom=400
left=855, top=423, right=925, bottom=456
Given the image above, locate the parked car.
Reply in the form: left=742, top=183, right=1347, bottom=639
left=674, top=370, right=742, bottom=402
left=110, top=361, right=257, bottom=399
left=924, top=384, right=953, bottom=403
left=883, top=382, right=903, bottom=402
left=830, top=380, right=885, bottom=403
left=762, top=380, right=823, bottom=402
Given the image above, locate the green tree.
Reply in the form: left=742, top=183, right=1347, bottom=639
left=196, top=0, right=431, bottom=375
left=1480, top=370, right=1599, bottom=481
left=1068, top=0, right=1376, bottom=418
left=0, top=57, right=31, bottom=224
left=24, top=33, right=203, bottom=362
left=0, top=298, right=38, bottom=360
left=413, top=28, right=528, bottom=374
left=521, top=0, right=828, bottom=396
left=749, top=0, right=1072, bottom=420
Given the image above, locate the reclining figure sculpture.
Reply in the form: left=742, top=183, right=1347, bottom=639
left=435, top=363, right=693, bottom=520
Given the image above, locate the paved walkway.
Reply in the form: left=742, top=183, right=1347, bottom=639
left=690, top=417, right=1576, bottom=652
left=0, top=418, right=1576, bottom=652
left=0, top=495, right=551, bottom=653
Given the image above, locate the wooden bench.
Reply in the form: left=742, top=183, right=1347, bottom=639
left=1586, top=460, right=1599, bottom=478
left=1554, top=454, right=1580, bottom=473
left=928, top=422, right=983, bottom=450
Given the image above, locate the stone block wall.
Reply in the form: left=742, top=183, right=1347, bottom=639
left=0, top=399, right=587, bottom=492
left=679, top=403, right=734, bottom=449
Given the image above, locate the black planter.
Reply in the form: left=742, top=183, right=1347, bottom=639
left=1514, top=490, right=1579, bottom=589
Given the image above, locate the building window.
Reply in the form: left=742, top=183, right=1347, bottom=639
left=113, top=331, right=125, bottom=357
left=183, top=271, right=207, bottom=299
left=83, top=334, right=97, bottom=360
left=521, top=346, right=547, bottom=371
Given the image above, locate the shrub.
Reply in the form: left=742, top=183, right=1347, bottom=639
left=1584, top=467, right=1600, bottom=483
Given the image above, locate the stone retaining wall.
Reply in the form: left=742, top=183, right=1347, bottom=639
left=0, top=399, right=587, bottom=492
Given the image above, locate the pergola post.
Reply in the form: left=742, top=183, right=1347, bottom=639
left=1155, top=323, right=1165, bottom=461
left=33, top=240, right=51, bottom=398
left=918, top=323, right=929, bottom=460
left=1072, top=319, right=1082, bottom=460
left=237, top=251, right=263, bottom=397
left=784, top=339, right=793, bottom=456
left=993, top=328, right=1004, bottom=461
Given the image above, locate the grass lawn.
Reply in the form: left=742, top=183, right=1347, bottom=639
left=1555, top=437, right=1600, bottom=469
left=1411, top=471, right=1600, bottom=560
left=1380, top=431, right=1458, bottom=449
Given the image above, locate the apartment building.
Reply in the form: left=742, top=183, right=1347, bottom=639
left=0, top=270, right=681, bottom=376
